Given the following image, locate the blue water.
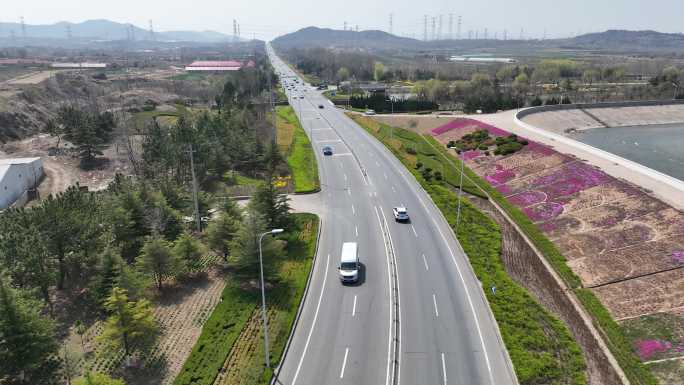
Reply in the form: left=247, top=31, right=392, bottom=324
left=574, top=123, right=684, bottom=182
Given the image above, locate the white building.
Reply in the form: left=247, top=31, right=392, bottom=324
left=0, top=158, right=44, bottom=209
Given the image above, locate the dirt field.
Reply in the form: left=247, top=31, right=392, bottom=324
left=0, top=133, right=134, bottom=198
left=3, top=70, right=60, bottom=85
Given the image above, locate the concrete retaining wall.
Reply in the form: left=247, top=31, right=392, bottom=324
left=516, top=99, right=684, bottom=120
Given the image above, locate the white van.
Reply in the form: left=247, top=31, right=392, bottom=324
left=338, top=242, right=359, bottom=283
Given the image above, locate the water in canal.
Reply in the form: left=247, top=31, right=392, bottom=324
left=573, top=123, right=684, bottom=182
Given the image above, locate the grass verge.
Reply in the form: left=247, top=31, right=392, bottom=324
left=173, top=213, right=319, bottom=385
left=276, top=106, right=320, bottom=193
left=351, top=114, right=587, bottom=384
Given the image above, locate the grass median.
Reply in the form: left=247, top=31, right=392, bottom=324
left=173, top=213, right=320, bottom=385
left=276, top=106, right=320, bottom=193
left=350, top=114, right=588, bottom=385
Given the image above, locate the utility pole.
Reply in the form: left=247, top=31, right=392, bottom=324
left=186, top=144, right=201, bottom=232
left=267, top=68, right=276, bottom=144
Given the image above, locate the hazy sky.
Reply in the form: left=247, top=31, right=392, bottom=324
left=2, top=0, right=683, bottom=40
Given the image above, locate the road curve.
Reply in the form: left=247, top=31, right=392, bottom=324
left=268, top=45, right=517, bottom=385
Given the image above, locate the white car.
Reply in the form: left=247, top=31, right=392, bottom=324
left=365, top=109, right=376, bottom=116
left=392, top=207, right=409, bottom=222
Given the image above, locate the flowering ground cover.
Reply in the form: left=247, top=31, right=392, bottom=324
left=430, top=117, right=684, bottom=374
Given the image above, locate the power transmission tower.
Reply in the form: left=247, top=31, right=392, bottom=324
left=448, top=13, right=453, bottom=39
left=20, top=16, right=27, bottom=45
left=468, top=30, right=472, bottom=40
left=149, top=20, right=155, bottom=41
left=475, top=30, right=478, bottom=40
left=438, top=15, right=443, bottom=40
left=389, top=13, right=393, bottom=34
left=431, top=17, right=436, bottom=41
left=457, top=16, right=462, bottom=39
left=484, top=28, right=488, bottom=40
left=237, top=23, right=240, bottom=39
left=423, top=15, right=428, bottom=41
left=186, top=144, right=201, bottom=232
left=233, top=19, right=238, bottom=42
left=543, top=28, right=547, bottom=40
left=355, top=25, right=359, bottom=32
left=344, top=21, right=347, bottom=31
left=66, top=24, right=72, bottom=40
left=520, top=28, right=524, bottom=40
left=504, top=29, right=507, bottom=40
left=129, top=24, right=135, bottom=41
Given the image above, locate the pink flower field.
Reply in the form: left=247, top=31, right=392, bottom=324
left=431, top=118, right=684, bottom=361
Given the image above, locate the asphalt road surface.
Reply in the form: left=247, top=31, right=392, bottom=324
left=268, top=44, right=517, bottom=385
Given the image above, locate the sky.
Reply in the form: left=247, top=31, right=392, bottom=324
left=2, top=0, right=683, bottom=40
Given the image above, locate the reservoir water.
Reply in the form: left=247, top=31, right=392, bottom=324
left=574, top=123, right=684, bottom=182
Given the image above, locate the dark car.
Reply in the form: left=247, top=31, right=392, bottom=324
left=318, top=104, right=324, bottom=109
left=322, top=146, right=333, bottom=156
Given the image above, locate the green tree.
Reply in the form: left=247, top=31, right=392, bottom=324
left=91, top=248, right=125, bottom=308
left=74, top=372, right=124, bottom=385
left=97, top=287, right=157, bottom=357
left=136, top=237, right=182, bottom=290
left=230, top=206, right=284, bottom=274
left=512, top=73, right=530, bottom=100
left=252, top=181, right=290, bottom=229
left=173, top=233, right=204, bottom=273
left=373, top=62, right=386, bottom=82
left=336, top=67, right=350, bottom=82
left=0, top=275, right=59, bottom=384
left=206, top=213, right=240, bottom=261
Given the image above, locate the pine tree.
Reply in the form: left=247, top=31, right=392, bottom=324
left=230, top=206, right=284, bottom=275
left=136, top=237, right=182, bottom=290
left=252, top=180, right=290, bottom=229
left=0, top=275, right=59, bottom=383
left=206, top=214, right=240, bottom=261
left=172, top=232, right=204, bottom=273
left=97, top=287, right=157, bottom=357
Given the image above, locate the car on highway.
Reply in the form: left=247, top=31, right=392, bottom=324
left=364, top=109, right=376, bottom=115
left=318, top=104, right=324, bottom=109
left=392, top=206, right=410, bottom=222
left=338, top=242, right=359, bottom=284
left=322, top=146, right=333, bottom=156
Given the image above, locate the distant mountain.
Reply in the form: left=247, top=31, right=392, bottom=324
left=272, top=27, right=421, bottom=50
left=0, top=19, right=235, bottom=43
left=561, top=30, right=684, bottom=51
left=272, top=27, right=684, bottom=54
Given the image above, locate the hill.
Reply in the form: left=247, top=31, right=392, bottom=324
left=273, top=27, right=684, bottom=55
left=0, top=19, right=235, bottom=43
left=272, top=26, right=421, bottom=50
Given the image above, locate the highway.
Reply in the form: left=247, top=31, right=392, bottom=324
left=268, top=44, right=517, bottom=385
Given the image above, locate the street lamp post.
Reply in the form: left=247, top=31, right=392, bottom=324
left=258, top=228, right=284, bottom=369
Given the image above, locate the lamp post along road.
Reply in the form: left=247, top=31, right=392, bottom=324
left=259, top=228, right=284, bottom=368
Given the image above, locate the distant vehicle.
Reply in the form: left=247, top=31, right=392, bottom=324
left=365, top=109, right=376, bottom=115
left=318, top=104, right=325, bottom=109
left=322, top=146, right=333, bottom=156
left=338, top=242, right=359, bottom=284
left=392, top=207, right=409, bottom=222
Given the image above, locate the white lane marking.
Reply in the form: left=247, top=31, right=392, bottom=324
left=422, top=254, right=429, bottom=271
left=351, top=205, right=356, bottom=215
left=292, top=253, right=331, bottom=384
left=355, top=225, right=358, bottom=237
left=442, top=353, right=448, bottom=385
left=316, top=139, right=343, bottom=143
left=384, top=172, right=388, bottom=180
left=374, top=206, right=395, bottom=385
left=333, top=153, right=354, bottom=157
left=352, top=295, right=357, bottom=317
left=379, top=206, right=401, bottom=385
left=411, top=225, right=418, bottom=238
left=344, top=173, right=348, bottom=181
left=391, top=185, right=396, bottom=193
left=347, top=187, right=351, bottom=196
left=340, top=347, right=349, bottom=378
left=388, top=150, right=496, bottom=383
left=376, top=161, right=380, bottom=167
left=433, top=294, right=439, bottom=317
